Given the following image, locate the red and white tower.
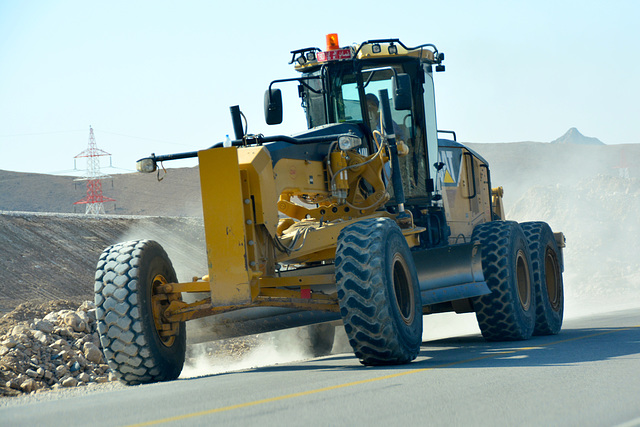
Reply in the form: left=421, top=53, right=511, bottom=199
left=73, top=126, right=115, bottom=214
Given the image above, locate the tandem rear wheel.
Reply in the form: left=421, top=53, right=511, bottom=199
left=472, top=221, right=536, bottom=341
left=520, top=221, right=564, bottom=335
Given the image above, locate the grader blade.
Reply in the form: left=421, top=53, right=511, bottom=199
left=186, top=307, right=340, bottom=343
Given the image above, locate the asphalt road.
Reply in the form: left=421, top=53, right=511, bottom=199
left=2, top=308, right=640, bottom=427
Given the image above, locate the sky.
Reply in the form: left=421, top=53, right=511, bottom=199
left=0, top=0, right=638, bottom=174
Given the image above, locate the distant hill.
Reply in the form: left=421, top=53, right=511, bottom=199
left=1, top=141, right=637, bottom=216
left=551, top=127, right=605, bottom=145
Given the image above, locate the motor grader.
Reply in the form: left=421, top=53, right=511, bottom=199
left=94, top=34, right=566, bottom=384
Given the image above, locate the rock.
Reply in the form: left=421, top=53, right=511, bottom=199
left=26, top=369, right=39, bottom=379
left=76, top=311, right=91, bottom=332
left=32, top=330, right=50, bottom=345
left=76, top=354, right=88, bottom=368
left=83, top=342, right=103, bottom=364
left=34, top=319, right=54, bottom=334
left=0, top=346, right=9, bottom=357
left=10, top=324, right=29, bottom=336
left=55, top=365, right=69, bottom=378
left=43, top=312, right=59, bottom=323
left=51, top=338, right=69, bottom=349
left=55, top=327, right=74, bottom=338
left=7, top=377, right=21, bottom=390
left=95, top=376, right=109, bottom=383
left=79, top=301, right=95, bottom=312
left=61, top=376, right=78, bottom=388
left=63, top=313, right=86, bottom=333
left=16, top=333, right=30, bottom=344
left=20, top=378, right=37, bottom=393
left=1, top=337, right=18, bottom=349
left=90, top=332, right=101, bottom=348
left=77, top=372, right=91, bottom=383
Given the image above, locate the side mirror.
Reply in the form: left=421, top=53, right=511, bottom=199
left=264, top=88, right=283, bottom=125
left=392, top=73, right=412, bottom=110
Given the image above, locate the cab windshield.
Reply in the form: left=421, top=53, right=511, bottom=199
left=304, top=64, right=409, bottom=141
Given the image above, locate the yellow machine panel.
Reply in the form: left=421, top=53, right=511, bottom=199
left=439, top=145, right=492, bottom=243
left=237, top=146, right=279, bottom=236
left=198, top=147, right=252, bottom=307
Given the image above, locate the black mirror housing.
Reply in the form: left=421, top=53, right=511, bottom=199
left=392, top=74, right=412, bottom=110
left=264, top=88, right=283, bottom=125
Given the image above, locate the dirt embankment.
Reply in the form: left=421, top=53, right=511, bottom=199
left=0, top=212, right=206, bottom=315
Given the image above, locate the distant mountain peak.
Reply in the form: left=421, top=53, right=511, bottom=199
left=551, top=127, right=604, bottom=145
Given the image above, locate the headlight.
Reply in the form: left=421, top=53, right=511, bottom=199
left=338, top=135, right=362, bottom=151
left=136, top=157, right=157, bottom=173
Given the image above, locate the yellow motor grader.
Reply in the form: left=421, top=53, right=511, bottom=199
left=95, top=34, right=565, bottom=384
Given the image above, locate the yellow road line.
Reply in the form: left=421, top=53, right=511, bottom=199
left=129, top=324, right=640, bottom=427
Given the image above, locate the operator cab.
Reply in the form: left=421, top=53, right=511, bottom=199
left=267, top=34, right=446, bottom=206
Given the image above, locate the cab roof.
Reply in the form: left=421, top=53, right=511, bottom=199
left=291, top=37, right=444, bottom=72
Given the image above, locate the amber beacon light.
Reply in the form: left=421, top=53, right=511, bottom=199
left=326, top=33, right=340, bottom=51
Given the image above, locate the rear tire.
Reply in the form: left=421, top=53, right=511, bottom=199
left=472, top=221, right=535, bottom=341
left=298, top=323, right=335, bottom=357
left=336, top=218, right=423, bottom=365
left=95, top=240, right=186, bottom=385
left=520, top=222, right=564, bottom=335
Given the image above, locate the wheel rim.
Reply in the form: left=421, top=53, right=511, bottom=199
left=544, top=247, right=562, bottom=311
left=391, top=253, right=415, bottom=325
left=150, top=274, right=178, bottom=347
left=515, top=250, right=531, bottom=311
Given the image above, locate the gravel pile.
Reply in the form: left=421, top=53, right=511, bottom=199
left=0, top=301, right=115, bottom=396
left=0, top=299, right=267, bottom=397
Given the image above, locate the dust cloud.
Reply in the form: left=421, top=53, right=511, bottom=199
left=180, top=329, right=320, bottom=379
left=508, top=175, right=640, bottom=319
left=115, top=216, right=208, bottom=282
left=478, top=142, right=640, bottom=320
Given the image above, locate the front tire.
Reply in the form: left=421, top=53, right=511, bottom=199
left=472, top=221, right=535, bottom=341
left=95, top=240, right=186, bottom=385
left=336, top=218, right=423, bottom=365
left=521, top=222, right=564, bottom=335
